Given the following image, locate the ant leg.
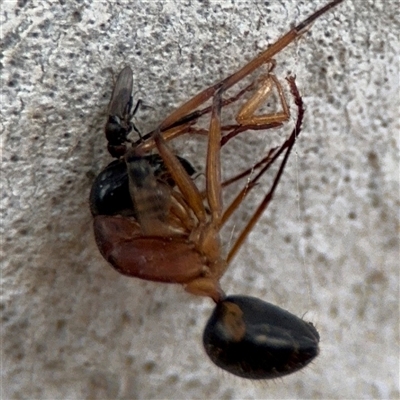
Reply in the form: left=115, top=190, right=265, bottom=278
left=169, top=191, right=197, bottom=232
left=218, top=76, right=298, bottom=225
left=153, top=131, right=207, bottom=223
left=225, top=77, right=304, bottom=263
left=135, top=122, right=195, bottom=153
left=236, top=74, right=290, bottom=126
left=206, top=90, right=224, bottom=223
left=222, top=146, right=277, bottom=188
left=220, top=146, right=280, bottom=227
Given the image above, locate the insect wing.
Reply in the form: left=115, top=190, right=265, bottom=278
left=108, top=66, right=134, bottom=119
left=105, top=66, right=134, bottom=157
left=125, top=153, right=172, bottom=236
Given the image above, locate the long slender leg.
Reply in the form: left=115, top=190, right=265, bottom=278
left=226, top=76, right=304, bottom=264
left=221, top=147, right=277, bottom=189
left=221, top=122, right=282, bottom=146
left=169, top=191, right=197, bottom=232
left=220, top=147, right=279, bottom=226
left=219, top=74, right=299, bottom=225
left=154, top=131, right=207, bottom=223
left=236, top=74, right=290, bottom=126
left=218, top=73, right=291, bottom=146
left=206, top=90, right=223, bottom=223
left=135, top=123, right=194, bottom=153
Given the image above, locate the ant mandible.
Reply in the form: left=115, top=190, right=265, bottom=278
left=90, top=0, right=344, bottom=379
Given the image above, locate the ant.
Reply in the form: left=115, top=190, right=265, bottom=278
left=90, top=0, right=344, bottom=379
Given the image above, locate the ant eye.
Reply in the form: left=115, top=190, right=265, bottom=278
left=203, top=295, right=320, bottom=379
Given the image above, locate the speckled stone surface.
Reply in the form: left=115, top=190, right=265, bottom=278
left=2, top=1, right=399, bottom=399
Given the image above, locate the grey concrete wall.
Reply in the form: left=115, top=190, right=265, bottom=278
left=2, top=0, right=399, bottom=399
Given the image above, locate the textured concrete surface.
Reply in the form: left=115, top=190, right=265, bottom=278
left=2, top=1, right=399, bottom=399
